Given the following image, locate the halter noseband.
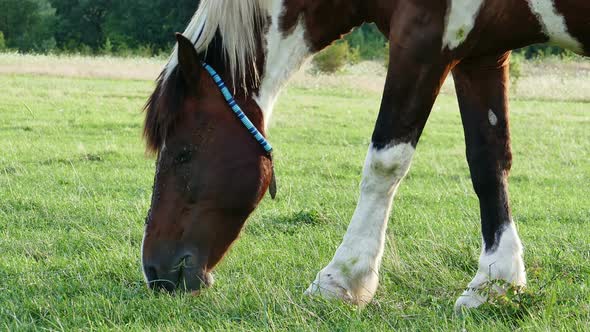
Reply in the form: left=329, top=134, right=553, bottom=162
left=201, top=61, right=277, bottom=199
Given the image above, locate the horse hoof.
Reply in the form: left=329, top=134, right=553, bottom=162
left=304, top=271, right=354, bottom=303
left=454, top=289, right=487, bottom=312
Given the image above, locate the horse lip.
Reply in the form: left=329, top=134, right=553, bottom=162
left=144, top=256, right=188, bottom=293
left=143, top=249, right=209, bottom=293
left=146, top=272, right=180, bottom=293
left=179, top=255, right=210, bottom=292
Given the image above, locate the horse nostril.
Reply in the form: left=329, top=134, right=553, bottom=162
left=144, top=264, right=180, bottom=293
left=143, top=254, right=208, bottom=293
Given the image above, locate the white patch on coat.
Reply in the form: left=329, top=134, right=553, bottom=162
left=305, top=143, right=416, bottom=305
left=442, top=0, right=485, bottom=50
left=527, top=0, right=584, bottom=53
left=255, top=1, right=312, bottom=126
left=455, top=222, right=527, bottom=310
left=488, top=110, right=498, bottom=126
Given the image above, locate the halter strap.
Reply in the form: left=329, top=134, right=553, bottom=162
left=201, top=61, right=277, bottom=199
left=201, top=62, right=273, bottom=155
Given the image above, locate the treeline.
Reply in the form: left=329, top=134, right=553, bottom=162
left=0, top=0, right=387, bottom=57
left=0, top=0, right=570, bottom=59
left=0, top=0, right=198, bottom=55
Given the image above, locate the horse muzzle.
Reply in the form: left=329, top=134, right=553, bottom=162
left=143, top=253, right=212, bottom=293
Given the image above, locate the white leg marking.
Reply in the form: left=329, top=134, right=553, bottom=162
left=255, top=1, right=312, bottom=127
left=527, top=0, right=584, bottom=53
left=442, top=0, right=485, bottom=50
left=488, top=109, right=498, bottom=126
left=305, top=143, right=416, bottom=305
left=455, top=222, right=527, bottom=310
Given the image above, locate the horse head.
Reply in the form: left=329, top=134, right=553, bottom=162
left=141, top=33, right=273, bottom=292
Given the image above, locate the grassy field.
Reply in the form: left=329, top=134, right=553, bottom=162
left=0, top=55, right=589, bottom=331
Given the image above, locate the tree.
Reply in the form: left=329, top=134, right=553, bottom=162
left=0, top=0, right=56, bottom=52
left=49, top=0, right=112, bottom=50
left=345, top=24, right=387, bottom=60
left=104, top=0, right=198, bottom=54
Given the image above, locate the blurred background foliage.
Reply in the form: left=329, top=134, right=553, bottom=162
left=0, top=0, right=195, bottom=56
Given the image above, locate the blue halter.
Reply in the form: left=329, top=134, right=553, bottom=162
left=201, top=62, right=273, bottom=155
left=201, top=61, right=277, bottom=199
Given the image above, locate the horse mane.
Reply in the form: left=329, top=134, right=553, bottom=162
left=166, top=0, right=271, bottom=87
left=143, top=0, right=271, bottom=153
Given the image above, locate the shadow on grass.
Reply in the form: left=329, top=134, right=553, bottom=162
left=247, top=210, right=331, bottom=236
left=40, top=151, right=121, bottom=165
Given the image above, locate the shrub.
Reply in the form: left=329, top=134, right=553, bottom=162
left=100, top=38, right=113, bottom=55
left=0, top=31, right=5, bottom=50
left=348, top=46, right=361, bottom=65
left=515, top=44, right=570, bottom=59
left=345, top=24, right=388, bottom=60
left=134, top=44, right=155, bottom=58
left=509, top=53, right=524, bottom=91
left=62, top=39, right=80, bottom=53
left=559, top=49, right=580, bottom=62
left=39, top=37, right=56, bottom=53
left=78, top=44, right=93, bottom=56
left=382, top=42, right=390, bottom=66
left=312, top=41, right=352, bottom=74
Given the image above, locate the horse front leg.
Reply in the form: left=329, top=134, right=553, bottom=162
left=304, top=142, right=416, bottom=305
left=452, top=52, right=526, bottom=310
left=305, top=19, right=453, bottom=305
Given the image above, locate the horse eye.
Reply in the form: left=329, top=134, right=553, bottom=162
left=174, top=150, right=193, bottom=165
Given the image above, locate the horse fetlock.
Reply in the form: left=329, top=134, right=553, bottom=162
left=455, top=271, right=526, bottom=311
left=455, top=226, right=527, bottom=310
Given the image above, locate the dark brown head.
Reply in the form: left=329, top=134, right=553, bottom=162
left=141, top=34, right=272, bottom=292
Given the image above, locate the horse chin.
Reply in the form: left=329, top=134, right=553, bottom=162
left=188, top=272, right=215, bottom=296
left=178, top=267, right=214, bottom=293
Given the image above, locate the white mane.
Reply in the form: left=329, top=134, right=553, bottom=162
left=164, top=0, right=273, bottom=89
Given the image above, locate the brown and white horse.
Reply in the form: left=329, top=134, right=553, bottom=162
left=141, top=0, right=589, bottom=310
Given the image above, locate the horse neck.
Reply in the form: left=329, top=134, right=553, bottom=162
left=254, top=0, right=372, bottom=125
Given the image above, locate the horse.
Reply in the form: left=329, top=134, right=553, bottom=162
left=141, top=0, right=589, bottom=310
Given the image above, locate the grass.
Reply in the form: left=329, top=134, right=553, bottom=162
left=0, top=56, right=589, bottom=330
left=0, top=52, right=164, bottom=80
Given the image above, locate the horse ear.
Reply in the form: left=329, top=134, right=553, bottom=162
left=176, top=33, right=201, bottom=90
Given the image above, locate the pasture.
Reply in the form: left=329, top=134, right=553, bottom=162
left=0, top=54, right=589, bottom=330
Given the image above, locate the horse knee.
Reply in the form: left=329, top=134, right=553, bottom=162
left=363, top=143, right=416, bottom=192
